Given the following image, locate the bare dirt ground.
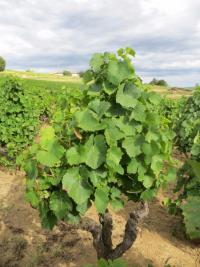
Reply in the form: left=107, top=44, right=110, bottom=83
left=0, top=170, right=199, bottom=267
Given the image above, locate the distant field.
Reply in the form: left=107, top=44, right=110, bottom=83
left=0, top=70, right=193, bottom=98
left=147, top=84, right=193, bottom=98
left=0, top=70, right=83, bottom=92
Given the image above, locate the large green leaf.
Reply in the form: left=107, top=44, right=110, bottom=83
left=116, top=83, right=140, bottom=109
left=141, top=189, right=157, bottom=201
left=103, top=81, right=117, bottom=95
left=122, top=136, right=142, bottom=158
left=106, top=146, right=124, bottom=174
left=130, top=102, right=146, bottom=122
left=84, top=135, right=107, bottom=169
left=50, top=191, right=72, bottom=220
left=36, top=150, right=61, bottom=167
left=36, top=138, right=65, bottom=167
left=83, top=70, right=93, bottom=83
left=105, top=126, right=124, bottom=146
left=139, top=175, right=154, bottom=189
left=66, top=145, right=84, bottom=165
left=151, top=155, right=163, bottom=176
left=112, top=117, right=137, bottom=136
left=40, top=126, right=55, bottom=146
left=24, top=159, right=38, bottom=179
left=62, top=167, right=92, bottom=205
left=127, top=158, right=139, bottom=174
left=90, top=53, right=104, bottom=72
left=25, top=190, right=39, bottom=208
left=75, top=110, right=106, bottom=131
left=88, top=99, right=111, bottom=119
left=41, top=139, right=65, bottom=158
left=94, top=187, right=109, bottom=213
left=89, top=170, right=107, bottom=187
left=107, top=61, right=134, bottom=85
left=148, top=92, right=161, bottom=105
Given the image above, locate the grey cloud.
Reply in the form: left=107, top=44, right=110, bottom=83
left=0, top=0, right=199, bottom=86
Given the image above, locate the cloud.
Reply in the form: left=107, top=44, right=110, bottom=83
left=0, top=0, right=199, bottom=86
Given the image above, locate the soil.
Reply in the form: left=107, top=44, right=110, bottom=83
left=0, top=170, right=199, bottom=267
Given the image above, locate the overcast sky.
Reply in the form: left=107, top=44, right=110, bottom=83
left=0, top=0, right=199, bottom=86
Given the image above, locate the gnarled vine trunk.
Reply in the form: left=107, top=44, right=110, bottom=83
left=78, top=201, right=149, bottom=260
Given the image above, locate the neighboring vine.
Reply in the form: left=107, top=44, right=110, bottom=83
left=175, top=86, right=200, bottom=154
left=0, top=76, right=52, bottom=165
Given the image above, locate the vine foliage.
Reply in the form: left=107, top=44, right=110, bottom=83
left=0, top=76, right=51, bottom=165
left=23, top=48, right=175, bottom=259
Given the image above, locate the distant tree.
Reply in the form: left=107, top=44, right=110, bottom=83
left=63, top=70, right=72, bottom=76
left=149, top=78, right=168, bottom=87
left=0, top=56, right=6, bottom=72
left=156, top=79, right=168, bottom=86
left=149, top=78, right=158, bottom=85
left=78, top=71, right=85, bottom=78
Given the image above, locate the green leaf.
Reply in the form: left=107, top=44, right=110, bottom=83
left=90, top=53, right=104, bottom=72
left=145, top=130, right=159, bottom=143
left=103, top=81, right=117, bottom=95
left=84, top=135, right=107, bottom=169
left=106, top=146, right=124, bottom=174
left=110, top=198, right=124, bottom=211
left=107, top=61, right=134, bottom=85
left=105, top=126, right=124, bottom=146
left=75, top=110, right=106, bottom=131
left=50, top=191, right=72, bottom=220
left=89, top=99, right=111, bottom=119
left=36, top=137, right=65, bottom=167
left=83, top=70, right=93, bottom=83
left=181, top=196, right=200, bottom=239
left=24, top=159, right=38, bottom=179
left=62, top=167, right=92, bottom=205
left=130, top=102, right=146, bottom=122
left=76, top=201, right=90, bottom=215
left=116, top=83, right=140, bottom=109
left=66, top=146, right=84, bottom=165
left=89, top=170, right=107, bottom=187
left=41, top=139, right=65, bottom=159
left=88, top=83, right=102, bottom=95
left=148, top=92, right=161, bottom=105
left=64, top=213, right=81, bottom=224
left=141, top=189, right=157, bottom=201
left=122, top=136, right=142, bottom=158
left=127, top=158, right=139, bottom=174
left=40, top=126, right=55, bottom=145
left=39, top=202, right=57, bottom=230
left=110, top=187, right=121, bottom=198
left=141, top=175, right=154, bottom=189
left=126, top=47, right=136, bottom=57
left=25, top=191, right=39, bottom=208
left=188, top=160, right=200, bottom=179
left=166, top=167, right=176, bottom=182
left=36, top=150, right=61, bottom=167
left=112, top=117, right=136, bottom=136
left=95, top=188, right=109, bottom=214
left=151, top=155, right=163, bottom=176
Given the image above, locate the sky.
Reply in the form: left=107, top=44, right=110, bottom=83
left=0, top=0, right=199, bottom=86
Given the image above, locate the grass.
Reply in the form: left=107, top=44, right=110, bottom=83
left=0, top=70, right=83, bottom=92
left=0, top=69, right=82, bottom=82
left=147, top=84, right=193, bottom=99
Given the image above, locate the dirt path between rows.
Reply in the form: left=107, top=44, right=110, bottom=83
left=0, top=170, right=199, bottom=267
